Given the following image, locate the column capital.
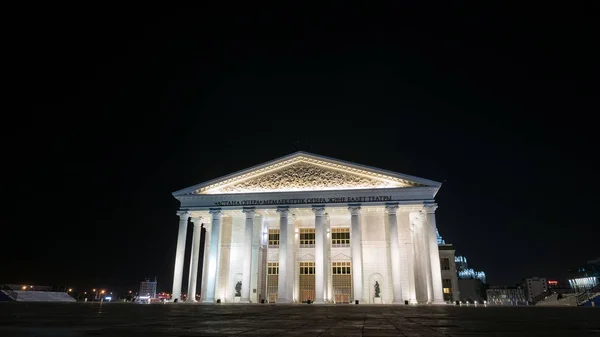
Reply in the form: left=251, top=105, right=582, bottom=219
left=312, top=206, right=326, bottom=216
left=209, top=209, right=223, bottom=218
left=190, top=217, right=203, bottom=226
left=242, top=208, right=256, bottom=218
left=177, top=211, right=191, bottom=221
left=276, top=207, right=290, bottom=217
left=422, top=203, right=438, bottom=214
left=385, top=204, right=399, bottom=214
left=348, top=205, right=362, bottom=216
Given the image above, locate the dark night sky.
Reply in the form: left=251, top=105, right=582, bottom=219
left=3, top=4, right=598, bottom=294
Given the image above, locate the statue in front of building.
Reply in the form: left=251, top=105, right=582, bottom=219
left=374, top=281, right=380, bottom=298
left=235, top=281, right=242, bottom=297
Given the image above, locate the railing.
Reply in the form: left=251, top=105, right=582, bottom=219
left=532, top=291, right=550, bottom=305
left=3, top=290, right=17, bottom=301
left=576, top=283, right=600, bottom=306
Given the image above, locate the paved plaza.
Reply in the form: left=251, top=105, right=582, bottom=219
left=1, top=302, right=599, bottom=336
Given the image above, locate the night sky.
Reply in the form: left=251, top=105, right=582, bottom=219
left=4, top=4, right=597, bottom=294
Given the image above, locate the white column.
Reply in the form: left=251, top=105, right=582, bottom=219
left=204, top=209, right=223, bottom=303
left=186, top=217, right=203, bottom=302
left=277, top=207, right=291, bottom=303
left=419, top=215, right=434, bottom=302
left=406, top=221, right=418, bottom=304
left=241, top=208, right=255, bottom=303
left=200, top=223, right=211, bottom=301
left=313, top=206, right=326, bottom=304
left=287, top=212, right=296, bottom=302
left=325, top=214, right=332, bottom=302
left=250, top=214, right=261, bottom=303
left=410, top=212, right=429, bottom=303
left=171, top=211, right=189, bottom=302
left=386, top=205, right=404, bottom=304
left=423, top=204, right=445, bottom=304
left=349, top=205, right=363, bottom=303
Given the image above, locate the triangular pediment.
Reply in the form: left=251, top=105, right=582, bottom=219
left=331, top=253, right=352, bottom=260
left=298, top=253, right=315, bottom=261
left=173, top=152, right=440, bottom=196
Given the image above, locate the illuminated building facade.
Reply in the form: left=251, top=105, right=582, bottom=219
left=486, top=286, right=527, bottom=305
left=170, top=152, right=446, bottom=304
left=523, top=277, right=547, bottom=302
left=438, top=244, right=459, bottom=302
left=139, top=278, right=157, bottom=299
left=455, top=256, right=487, bottom=284
left=436, top=229, right=459, bottom=302
left=568, top=257, right=600, bottom=292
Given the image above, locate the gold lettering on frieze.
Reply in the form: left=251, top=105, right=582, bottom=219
left=214, top=195, right=393, bottom=207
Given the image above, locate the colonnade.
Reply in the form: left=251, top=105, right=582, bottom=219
left=171, top=204, right=444, bottom=304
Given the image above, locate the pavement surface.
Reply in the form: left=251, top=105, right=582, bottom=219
left=1, top=302, right=599, bottom=336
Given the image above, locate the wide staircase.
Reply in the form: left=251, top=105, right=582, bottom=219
left=7, top=291, right=76, bottom=302
left=535, top=292, right=578, bottom=306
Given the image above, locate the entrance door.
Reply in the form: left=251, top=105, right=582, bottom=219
left=266, top=262, right=279, bottom=303
left=299, top=262, right=315, bottom=303
left=332, top=262, right=352, bottom=304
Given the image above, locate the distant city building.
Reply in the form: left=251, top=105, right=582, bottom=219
left=486, top=286, right=527, bottom=305
left=455, top=256, right=468, bottom=272
left=139, top=278, right=157, bottom=299
left=523, top=277, right=547, bottom=302
left=567, top=257, right=600, bottom=292
left=436, top=228, right=445, bottom=245
left=455, top=256, right=486, bottom=284
left=458, top=269, right=487, bottom=284
left=547, top=280, right=573, bottom=295
left=437, top=231, right=459, bottom=302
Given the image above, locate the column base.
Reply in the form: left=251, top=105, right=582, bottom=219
left=239, top=298, right=250, bottom=303
left=312, top=299, right=325, bottom=304
left=392, top=300, right=405, bottom=304
left=203, top=299, right=215, bottom=303
left=277, top=298, right=292, bottom=303
left=409, top=299, right=418, bottom=305
left=431, top=299, right=446, bottom=305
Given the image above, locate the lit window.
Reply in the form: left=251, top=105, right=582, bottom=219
left=268, top=229, right=280, bottom=247
left=300, top=228, right=315, bottom=247
left=443, top=288, right=451, bottom=294
left=299, top=262, right=315, bottom=275
left=267, top=262, right=279, bottom=275
left=332, top=262, right=351, bottom=275
left=331, top=227, right=350, bottom=247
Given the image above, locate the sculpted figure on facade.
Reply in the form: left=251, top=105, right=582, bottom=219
left=235, top=281, right=242, bottom=297
left=219, top=163, right=396, bottom=193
